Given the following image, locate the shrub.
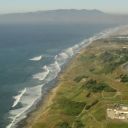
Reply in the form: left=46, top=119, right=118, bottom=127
left=85, top=79, right=116, bottom=92
left=120, top=74, right=128, bottom=82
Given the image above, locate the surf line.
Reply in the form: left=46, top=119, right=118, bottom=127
left=12, top=88, right=27, bottom=108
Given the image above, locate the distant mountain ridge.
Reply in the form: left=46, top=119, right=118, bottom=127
left=0, top=9, right=128, bottom=25
left=1, top=9, right=105, bottom=15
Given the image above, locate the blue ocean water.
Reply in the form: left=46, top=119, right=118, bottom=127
left=0, top=23, right=114, bottom=128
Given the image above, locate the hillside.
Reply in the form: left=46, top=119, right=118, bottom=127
left=0, top=9, right=128, bottom=24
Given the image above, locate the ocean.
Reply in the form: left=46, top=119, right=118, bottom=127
left=0, top=23, right=116, bottom=128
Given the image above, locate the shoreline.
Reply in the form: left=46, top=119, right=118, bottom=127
left=18, top=55, right=77, bottom=128
left=8, top=35, right=89, bottom=128
left=25, top=55, right=84, bottom=127
left=17, top=38, right=92, bottom=128
left=22, top=40, right=105, bottom=127
left=16, top=25, right=125, bottom=128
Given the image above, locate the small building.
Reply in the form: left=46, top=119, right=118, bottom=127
left=107, top=104, right=128, bottom=121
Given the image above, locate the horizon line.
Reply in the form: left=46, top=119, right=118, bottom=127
left=0, top=9, right=127, bottom=15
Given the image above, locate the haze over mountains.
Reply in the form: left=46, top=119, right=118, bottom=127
left=0, top=9, right=128, bottom=24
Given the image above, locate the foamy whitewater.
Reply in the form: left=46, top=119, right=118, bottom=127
left=6, top=26, right=122, bottom=128
left=29, top=56, right=42, bottom=61
left=12, top=88, right=27, bottom=108
left=115, top=36, right=128, bottom=39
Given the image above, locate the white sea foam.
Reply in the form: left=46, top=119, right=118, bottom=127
left=115, top=36, right=128, bottom=39
left=29, top=55, right=42, bottom=61
left=65, top=48, right=74, bottom=57
left=7, top=26, right=123, bottom=128
left=6, top=85, right=42, bottom=128
left=33, top=65, right=50, bottom=81
left=46, top=61, right=61, bottom=81
left=54, top=52, right=69, bottom=65
left=12, top=88, right=27, bottom=108
left=56, top=52, right=69, bottom=60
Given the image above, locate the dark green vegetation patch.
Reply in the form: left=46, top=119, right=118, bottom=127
left=84, top=79, right=116, bottom=92
left=120, top=74, right=128, bottom=82
left=100, top=49, right=128, bottom=73
left=56, top=122, right=71, bottom=128
left=58, top=97, right=86, bottom=116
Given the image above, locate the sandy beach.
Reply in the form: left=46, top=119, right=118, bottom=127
left=22, top=38, right=91, bottom=128
left=23, top=54, right=80, bottom=128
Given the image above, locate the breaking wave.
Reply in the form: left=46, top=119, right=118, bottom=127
left=6, top=85, right=42, bottom=128
left=6, top=26, right=121, bottom=128
left=12, top=88, right=27, bottom=108
left=29, top=55, right=42, bottom=61
left=33, top=65, right=50, bottom=81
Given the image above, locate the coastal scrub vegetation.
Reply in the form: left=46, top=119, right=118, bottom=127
left=100, top=48, right=128, bottom=73
left=57, top=97, right=86, bottom=116
left=120, top=74, right=128, bottom=82
left=56, top=122, right=71, bottom=128
left=85, top=79, right=116, bottom=92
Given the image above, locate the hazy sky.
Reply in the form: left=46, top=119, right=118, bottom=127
left=0, top=0, right=128, bottom=14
